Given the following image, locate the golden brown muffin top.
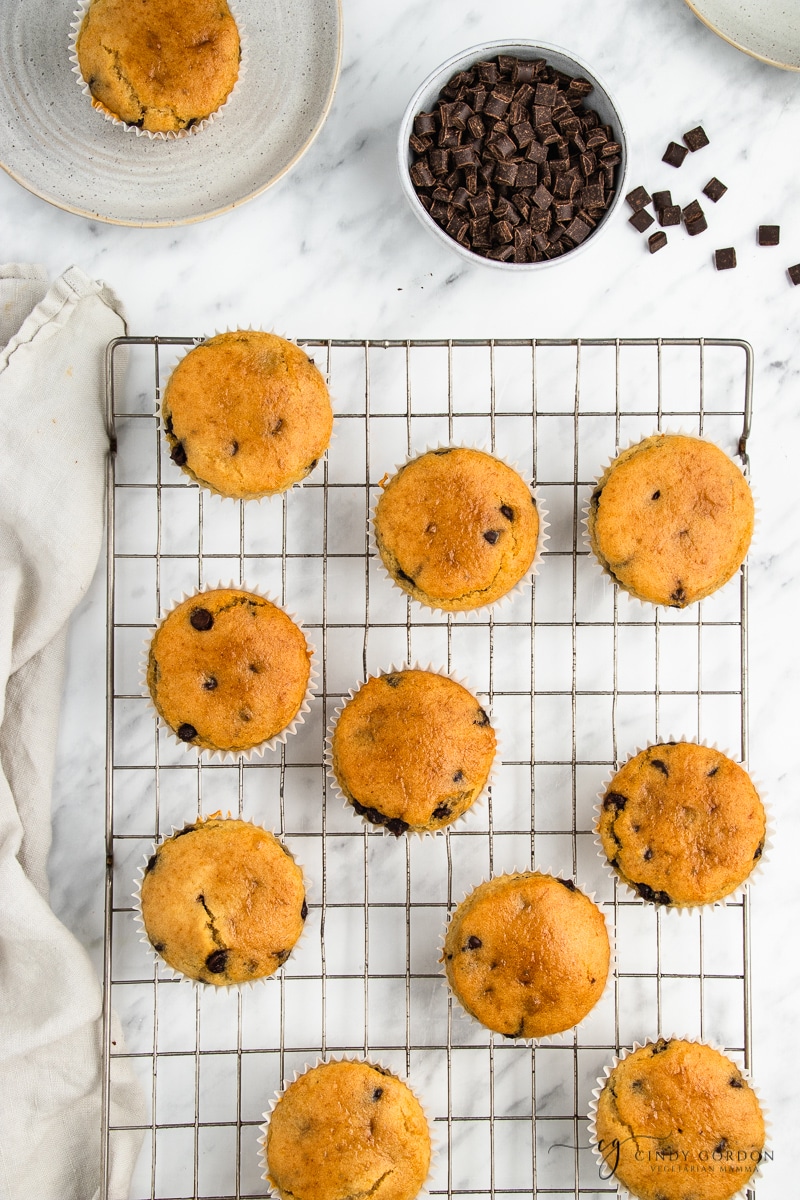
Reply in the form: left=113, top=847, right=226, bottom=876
left=331, top=669, right=496, bottom=834
left=587, top=434, right=754, bottom=608
left=162, top=332, right=333, bottom=499
left=594, top=1039, right=765, bottom=1200
left=146, top=588, right=311, bottom=754
left=264, top=1061, right=431, bottom=1200
left=443, top=872, right=610, bottom=1039
left=598, top=743, right=766, bottom=907
left=76, top=0, right=240, bottom=134
left=374, top=447, right=539, bottom=611
left=140, top=816, right=306, bottom=986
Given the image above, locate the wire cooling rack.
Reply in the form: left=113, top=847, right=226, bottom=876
left=103, top=337, right=756, bottom=1200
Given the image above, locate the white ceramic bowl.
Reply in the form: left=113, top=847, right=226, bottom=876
left=398, top=40, right=628, bottom=270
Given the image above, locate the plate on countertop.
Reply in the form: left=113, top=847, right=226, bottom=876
left=683, top=0, right=800, bottom=70
left=0, top=0, right=342, bottom=226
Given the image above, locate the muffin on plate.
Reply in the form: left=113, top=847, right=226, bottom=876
left=330, top=668, right=496, bottom=835
left=443, top=871, right=610, bottom=1039
left=139, top=816, right=307, bottom=986
left=263, top=1060, right=431, bottom=1200
left=161, top=331, right=333, bottom=499
left=374, top=447, right=540, bottom=611
left=597, top=742, right=766, bottom=907
left=593, top=1038, right=765, bottom=1200
left=146, top=587, right=312, bottom=754
left=587, top=434, right=754, bottom=607
left=75, top=0, right=241, bottom=135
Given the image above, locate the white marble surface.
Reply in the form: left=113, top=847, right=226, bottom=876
left=3, top=0, right=799, bottom=1195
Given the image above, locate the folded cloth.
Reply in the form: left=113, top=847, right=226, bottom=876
left=0, top=265, right=144, bottom=1200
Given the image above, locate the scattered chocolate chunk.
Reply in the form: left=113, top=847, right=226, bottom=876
left=649, top=231, right=667, bottom=253
left=177, top=723, right=197, bottom=742
left=703, top=177, right=727, bottom=202
left=466, top=935, right=482, bottom=949
left=170, top=441, right=187, bottom=466
left=662, top=141, right=688, bottom=167
left=682, top=199, right=704, bottom=223
left=788, top=264, right=800, bottom=285
left=190, top=607, right=214, bottom=631
left=407, top=54, right=620, bottom=262
left=205, top=949, right=228, bottom=974
left=683, top=125, right=709, bottom=151
left=659, top=205, right=681, bottom=227
left=625, top=185, right=652, bottom=212
left=652, top=190, right=672, bottom=210
left=714, top=247, right=737, bottom=270
left=629, top=209, right=655, bottom=233
left=758, top=224, right=780, bottom=246
left=301, top=899, right=308, bottom=920
left=686, top=216, right=707, bottom=236
left=483, top=529, right=500, bottom=544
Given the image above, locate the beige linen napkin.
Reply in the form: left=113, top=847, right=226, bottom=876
left=0, top=265, right=143, bottom=1199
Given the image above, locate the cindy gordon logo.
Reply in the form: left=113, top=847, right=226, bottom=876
left=596, top=1135, right=773, bottom=1180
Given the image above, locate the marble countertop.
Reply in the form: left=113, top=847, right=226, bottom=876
left=2, top=0, right=798, bottom=1195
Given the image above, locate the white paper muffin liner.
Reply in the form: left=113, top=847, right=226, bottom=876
left=70, top=0, right=246, bottom=140
left=438, top=868, right=616, bottom=1046
left=156, top=327, right=335, bottom=501
left=132, top=812, right=311, bottom=990
left=587, top=1036, right=771, bottom=1200
left=325, top=662, right=501, bottom=840
left=140, top=581, right=318, bottom=762
left=370, top=444, right=549, bottom=622
left=593, top=737, right=770, bottom=915
left=258, top=1055, right=438, bottom=1196
left=582, top=428, right=759, bottom=610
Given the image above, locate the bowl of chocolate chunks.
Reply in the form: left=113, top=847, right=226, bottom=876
left=398, top=41, right=627, bottom=268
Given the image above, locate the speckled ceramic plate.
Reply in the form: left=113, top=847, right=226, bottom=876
left=683, top=0, right=800, bottom=70
left=0, top=0, right=342, bottom=226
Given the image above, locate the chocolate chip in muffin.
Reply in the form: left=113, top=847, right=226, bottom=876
left=170, top=441, right=187, bottom=466
left=557, top=878, right=577, bottom=891
left=474, top=708, right=491, bottom=727
left=603, top=791, right=627, bottom=811
left=190, top=607, right=214, bottom=631
left=500, top=504, right=514, bottom=520
left=301, top=899, right=308, bottom=920
left=202, top=676, right=218, bottom=690
left=634, top=882, right=672, bottom=906
left=177, top=723, right=198, bottom=742
left=372, top=1087, right=384, bottom=1100
left=651, top=758, right=669, bottom=776
left=205, top=949, right=228, bottom=974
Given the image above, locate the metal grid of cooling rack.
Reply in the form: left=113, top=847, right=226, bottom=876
left=103, top=336, right=756, bottom=1200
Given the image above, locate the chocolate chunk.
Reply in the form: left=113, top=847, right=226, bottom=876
left=385, top=817, right=410, bottom=837
left=651, top=759, right=669, bottom=776
left=682, top=199, right=704, bottom=223
left=229, top=440, right=239, bottom=456
left=566, top=216, right=591, bottom=243
left=758, top=224, right=780, bottom=246
left=205, top=949, right=228, bottom=974
left=788, top=264, right=800, bottom=286
left=452, top=770, right=465, bottom=783
left=152, top=941, right=165, bottom=953
left=432, top=804, right=451, bottom=819
left=683, top=125, right=709, bottom=151
left=202, top=676, right=218, bottom=691
left=483, top=529, right=500, bottom=544
left=649, top=231, right=667, bottom=253
left=190, top=607, right=214, bottom=631
left=474, top=707, right=490, bottom=726
left=652, top=190, right=672, bottom=211
left=170, top=441, right=187, bottom=466
left=629, top=209, right=654, bottom=233
left=557, top=878, right=577, bottom=891
left=659, top=205, right=681, bottom=227
left=685, top=215, right=707, bottom=237
left=414, top=112, right=437, bottom=137
left=373, top=1087, right=384, bottom=1101
left=754, top=842, right=764, bottom=860
left=275, top=949, right=291, bottom=965
left=396, top=568, right=416, bottom=587
left=625, top=185, right=652, bottom=212
left=301, top=899, right=308, bottom=920
left=603, top=791, right=627, bottom=811
left=729, top=1076, right=744, bottom=1088
left=714, top=247, right=737, bottom=271
left=662, top=141, right=689, bottom=168
left=533, top=183, right=554, bottom=210
left=500, top=504, right=514, bottom=520
left=410, top=160, right=435, bottom=189
left=634, top=882, right=672, bottom=905
left=643, top=848, right=653, bottom=861
left=703, top=177, right=727, bottom=202
left=466, top=935, right=482, bottom=949
left=177, top=723, right=197, bottom=742
left=145, top=854, right=157, bottom=873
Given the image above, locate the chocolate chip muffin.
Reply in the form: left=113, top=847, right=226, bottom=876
left=75, top=0, right=240, bottom=135
left=374, top=447, right=541, bottom=611
left=330, top=668, right=496, bottom=835
left=587, top=434, right=754, bottom=608
left=161, top=332, right=333, bottom=499
left=139, top=816, right=307, bottom=986
left=593, top=1039, right=766, bottom=1200
left=146, top=588, right=312, bottom=754
left=597, top=743, right=766, bottom=907
left=263, top=1060, right=431, bottom=1200
left=443, top=872, right=610, bottom=1039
